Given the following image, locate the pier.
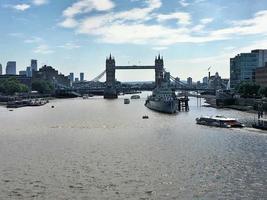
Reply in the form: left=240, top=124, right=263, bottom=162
left=178, top=96, right=189, bottom=111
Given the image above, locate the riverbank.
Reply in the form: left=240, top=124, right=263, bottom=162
left=202, top=95, right=261, bottom=113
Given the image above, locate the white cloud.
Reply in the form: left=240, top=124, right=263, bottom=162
left=179, top=0, right=190, bottom=7
left=157, top=12, right=191, bottom=25
left=63, top=0, right=115, bottom=17
left=57, top=42, right=81, bottom=50
left=32, top=0, right=49, bottom=6
left=8, top=32, right=24, bottom=38
left=200, top=18, right=213, bottom=24
left=211, top=10, right=267, bottom=39
left=34, top=44, right=54, bottom=54
left=24, top=36, right=43, bottom=43
left=59, top=18, right=79, bottom=28
left=13, top=4, right=31, bottom=11
left=152, top=46, right=168, bottom=51
left=60, top=0, right=267, bottom=48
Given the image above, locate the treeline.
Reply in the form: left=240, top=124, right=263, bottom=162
left=0, top=78, right=29, bottom=95
left=236, top=82, right=267, bottom=97
left=0, top=78, right=54, bottom=95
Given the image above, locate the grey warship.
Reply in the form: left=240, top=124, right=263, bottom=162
left=145, top=71, right=178, bottom=114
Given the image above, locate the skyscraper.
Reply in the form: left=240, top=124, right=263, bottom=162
left=80, top=72, right=84, bottom=82
left=69, top=73, right=74, bottom=82
left=6, top=61, right=16, bottom=75
left=187, top=77, right=192, bottom=86
left=0, top=63, right=2, bottom=75
left=26, top=66, right=32, bottom=77
left=31, top=59, right=38, bottom=71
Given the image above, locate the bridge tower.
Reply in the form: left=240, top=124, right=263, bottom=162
left=104, top=54, right=118, bottom=99
left=155, top=54, right=164, bottom=87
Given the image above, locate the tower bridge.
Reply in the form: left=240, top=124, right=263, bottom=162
left=65, top=55, right=215, bottom=97
left=104, top=54, right=164, bottom=98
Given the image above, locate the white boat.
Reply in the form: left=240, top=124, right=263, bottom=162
left=196, top=115, right=244, bottom=128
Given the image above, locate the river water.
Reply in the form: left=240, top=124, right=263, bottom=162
left=0, top=93, right=266, bottom=200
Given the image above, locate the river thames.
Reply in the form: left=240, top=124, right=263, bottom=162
left=0, top=93, right=266, bottom=200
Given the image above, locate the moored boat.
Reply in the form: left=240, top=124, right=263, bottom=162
left=145, top=72, right=178, bottom=114
left=196, top=115, right=244, bottom=128
left=124, top=98, right=130, bottom=104
left=7, top=98, right=48, bottom=108
left=131, top=95, right=140, bottom=99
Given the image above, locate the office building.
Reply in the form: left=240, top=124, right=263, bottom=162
left=203, top=76, right=208, bottom=85
left=208, top=72, right=225, bottom=90
left=69, top=73, right=74, bottom=82
left=80, top=72, right=84, bottom=82
left=230, top=49, right=267, bottom=88
left=75, top=77, right=79, bottom=82
left=32, top=65, right=70, bottom=87
left=26, top=66, right=32, bottom=77
left=0, top=63, right=2, bottom=75
left=6, top=61, right=16, bottom=75
left=187, top=77, right=192, bottom=86
left=255, top=62, right=267, bottom=87
left=19, top=70, right=27, bottom=76
left=31, top=59, right=38, bottom=72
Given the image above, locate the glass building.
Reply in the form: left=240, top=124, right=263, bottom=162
left=6, top=61, right=16, bottom=75
left=230, top=49, right=267, bottom=89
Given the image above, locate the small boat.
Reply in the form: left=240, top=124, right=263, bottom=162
left=131, top=95, right=140, bottom=99
left=142, top=115, right=149, bottom=119
left=7, top=100, right=30, bottom=108
left=82, top=95, right=89, bottom=99
left=196, top=116, right=244, bottom=128
left=124, top=98, right=130, bottom=104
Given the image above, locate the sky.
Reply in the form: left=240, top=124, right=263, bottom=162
left=1, top=0, right=267, bottom=82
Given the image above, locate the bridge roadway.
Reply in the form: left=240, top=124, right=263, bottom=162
left=59, top=87, right=215, bottom=94
left=115, top=65, right=155, bottom=70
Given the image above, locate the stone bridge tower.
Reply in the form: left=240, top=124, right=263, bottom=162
left=155, top=55, right=164, bottom=87
left=104, top=54, right=117, bottom=99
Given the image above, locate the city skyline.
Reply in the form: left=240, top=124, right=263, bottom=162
left=1, top=0, right=267, bottom=81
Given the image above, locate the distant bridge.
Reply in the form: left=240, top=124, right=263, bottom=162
left=58, top=55, right=215, bottom=96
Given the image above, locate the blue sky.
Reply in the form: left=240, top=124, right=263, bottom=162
left=1, top=0, right=267, bottom=81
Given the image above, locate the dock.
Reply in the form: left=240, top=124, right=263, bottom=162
left=178, top=96, right=189, bottom=111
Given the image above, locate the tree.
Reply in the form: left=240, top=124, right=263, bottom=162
left=236, top=82, right=260, bottom=97
left=259, top=87, right=267, bottom=97
left=32, top=80, right=54, bottom=94
left=0, top=78, right=29, bottom=95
